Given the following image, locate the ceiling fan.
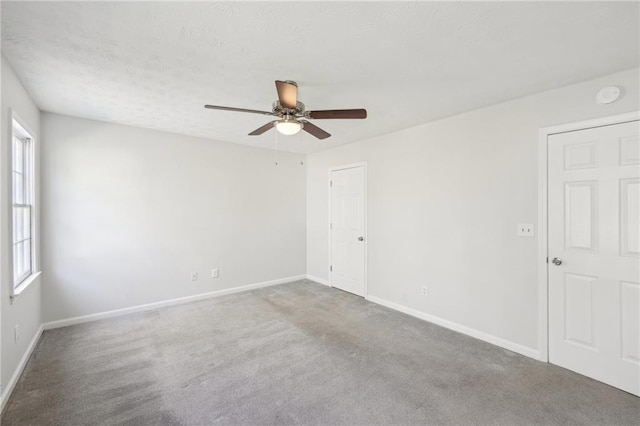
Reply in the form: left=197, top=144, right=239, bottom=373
left=204, top=80, right=367, bottom=140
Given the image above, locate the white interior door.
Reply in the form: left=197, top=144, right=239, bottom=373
left=548, top=120, right=639, bottom=396
left=330, top=165, right=366, bottom=297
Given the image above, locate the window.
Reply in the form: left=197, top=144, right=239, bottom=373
left=12, top=119, right=35, bottom=289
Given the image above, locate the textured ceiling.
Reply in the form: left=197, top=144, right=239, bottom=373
left=2, top=1, right=639, bottom=153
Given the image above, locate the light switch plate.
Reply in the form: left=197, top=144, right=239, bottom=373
left=517, top=224, right=535, bottom=237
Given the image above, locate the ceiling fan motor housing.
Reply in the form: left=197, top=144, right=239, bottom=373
left=273, top=100, right=305, bottom=117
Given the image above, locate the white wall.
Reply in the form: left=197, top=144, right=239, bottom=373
left=41, top=113, right=306, bottom=322
left=0, top=56, right=42, bottom=395
left=307, top=68, right=640, bottom=355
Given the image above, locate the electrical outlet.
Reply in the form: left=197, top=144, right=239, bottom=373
left=421, top=286, right=428, bottom=296
left=211, top=268, right=219, bottom=279
left=191, top=272, right=198, bottom=281
left=14, top=324, right=19, bottom=343
left=517, top=224, right=535, bottom=237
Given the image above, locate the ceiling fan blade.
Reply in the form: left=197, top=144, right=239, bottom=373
left=301, top=120, right=331, bottom=140
left=307, top=109, right=367, bottom=119
left=275, top=80, right=298, bottom=109
left=248, top=121, right=277, bottom=136
left=205, top=105, right=276, bottom=116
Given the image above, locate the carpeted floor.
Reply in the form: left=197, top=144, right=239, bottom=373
left=2, top=280, right=639, bottom=425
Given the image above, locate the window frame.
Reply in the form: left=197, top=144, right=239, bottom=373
left=10, top=114, right=39, bottom=296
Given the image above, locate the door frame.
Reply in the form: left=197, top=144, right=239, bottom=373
left=537, top=111, right=640, bottom=362
left=328, top=162, right=368, bottom=297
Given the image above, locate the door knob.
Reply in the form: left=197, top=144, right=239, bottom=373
left=552, top=257, right=562, bottom=266
left=358, top=236, right=364, bottom=241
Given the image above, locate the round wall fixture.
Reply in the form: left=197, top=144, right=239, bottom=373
left=596, top=86, right=621, bottom=104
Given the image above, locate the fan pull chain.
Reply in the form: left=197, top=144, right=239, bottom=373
left=299, top=130, right=304, bottom=166
left=274, top=128, right=279, bottom=166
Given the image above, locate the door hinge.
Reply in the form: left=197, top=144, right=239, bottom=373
left=330, top=222, right=332, bottom=230
left=330, top=265, right=333, bottom=272
left=546, top=257, right=548, bottom=263
left=330, top=180, right=332, bottom=187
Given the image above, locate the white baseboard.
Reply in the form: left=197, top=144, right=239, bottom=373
left=0, top=324, right=44, bottom=413
left=306, top=275, right=331, bottom=286
left=366, top=295, right=540, bottom=360
left=44, top=275, right=307, bottom=330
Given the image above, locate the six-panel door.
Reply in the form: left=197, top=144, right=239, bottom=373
left=548, top=120, right=639, bottom=396
left=330, top=166, right=366, bottom=297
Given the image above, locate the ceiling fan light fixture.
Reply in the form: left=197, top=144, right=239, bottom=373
left=276, top=119, right=302, bottom=136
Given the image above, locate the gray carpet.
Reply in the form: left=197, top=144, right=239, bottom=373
left=2, top=280, right=639, bottom=425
